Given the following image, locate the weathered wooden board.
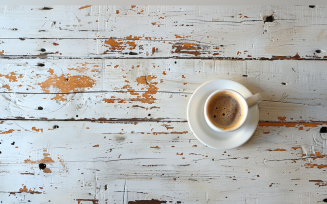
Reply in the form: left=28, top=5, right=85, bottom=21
left=1, top=5, right=327, bottom=204
left=0, top=5, right=327, bottom=59
left=0, top=59, right=325, bottom=122
left=0, top=121, right=327, bottom=204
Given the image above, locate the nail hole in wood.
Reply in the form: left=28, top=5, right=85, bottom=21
left=53, top=125, right=59, bottom=129
left=281, top=82, right=286, bottom=85
left=40, top=48, right=46, bottom=52
left=243, top=75, right=248, bottom=77
left=39, top=163, right=46, bottom=170
left=0, top=151, right=1, bottom=154
left=316, top=50, right=322, bottom=53
left=66, top=78, right=69, bottom=81
left=129, top=52, right=138, bottom=55
left=38, top=106, right=43, bottom=110
left=309, top=5, right=315, bottom=8
left=323, top=198, right=327, bottom=202
left=320, top=127, right=327, bottom=133
left=11, top=141, right=15, bottom=145
left=148, top=114, right=151, bottom=116
left=174, top=61, right=177, bottom=64
left=12, top=28, right=18, bottom=31
left=264, top=15, right=274, bottom=23
left=76, top=115, right=78, bottom=117
left=37, top=63, right=45, bottom=67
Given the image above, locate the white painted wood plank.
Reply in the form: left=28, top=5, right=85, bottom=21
left=0, top=121, right=327, bottom=203
left=0, top=6, right=327, bottom=59
left=0, top=59, right=325, bottom=121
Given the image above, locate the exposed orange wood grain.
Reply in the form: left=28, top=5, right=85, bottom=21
left=0, top=72, right=20, bottom=82
left=39, top=74, right=95, bottom=101
left=258, top=122, right=327, bottom=127
left=0, top=129, right=15, bottom=134
left=48, top=68, right=54, bottom=75
left=43, top=168, right=52, bottom=173
left=269, top=148, right=286, bottom=151
left=305, top=163, right=327, bottom=169
left=32, top=127, right=43, bottom=133
left=19, top=185, right=40, bottom=194
left=24, top=156, right=54, bottom=164
left=79, top=5, right=92, bottom=10
left=278, top=117, right=286, bottom=121
left=272, top=53, right=302, bottom=60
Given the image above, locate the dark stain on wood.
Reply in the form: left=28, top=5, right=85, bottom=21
left=20, top=172, right=35, bottom=175
left=41, top=7, right=53, bottom=10
left=128, top=199, right=167, bottom=204
left=309, top=180, right=323, bottom=182
left=264, top=15, right=274, bottom=23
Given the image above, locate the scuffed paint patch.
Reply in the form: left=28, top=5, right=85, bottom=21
left=0, top=129, right=14, bottom=134
left=278, top=117, right=286, bottom=121
left=24, top=157, right=54, bottom=164
left=79, top=5, right=92, bottom=10
left=68, top=67, right=88, bottom=73
left=272, top=53, right=302, bottom=60
left=19, top=185, right=41, bottom=194
left=25, top=150, right=55, bottom=164
left=32, top=127, right=43, bottom=133
left=43, top=168, right=52, bottom=173
left=269, top=148, right=286, bottom=151
left=305, top=163, right=327, bottom=169
left=39, top=74, right=95, bottom=101
left=105, top=39, right=124, bottom=50
left=129, top=75, right=158, bottom=104
left=48, top=68, right=54, bottom=75
left=2, top=84, right=12, bottom=91
left=0, top=72, right=20, bottom=82
left=172, top=43, right=201, bottom=56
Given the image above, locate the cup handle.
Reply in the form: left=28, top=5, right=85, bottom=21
left=245, top=93, right=263, bottom=108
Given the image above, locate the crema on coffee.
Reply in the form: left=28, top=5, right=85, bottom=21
left=207, top=92, right=242, bottom=129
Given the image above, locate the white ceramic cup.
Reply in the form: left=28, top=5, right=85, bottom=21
left=204, top=89, right=262, bottom=132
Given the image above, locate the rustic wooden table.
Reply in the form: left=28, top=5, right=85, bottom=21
left=1, top=5, right=327, bottom=204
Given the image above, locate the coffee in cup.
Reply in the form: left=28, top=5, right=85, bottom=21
left=204, top=89, right=262, bottom=132
left=206, top=91, right=244, bottom=130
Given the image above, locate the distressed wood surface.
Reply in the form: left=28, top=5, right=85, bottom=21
left=0, top=5, right=327, bottom=59
left=1, top=5, right=327, bottom=204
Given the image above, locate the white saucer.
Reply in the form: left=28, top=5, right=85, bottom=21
left=187, top=80, right=259, bottom=150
